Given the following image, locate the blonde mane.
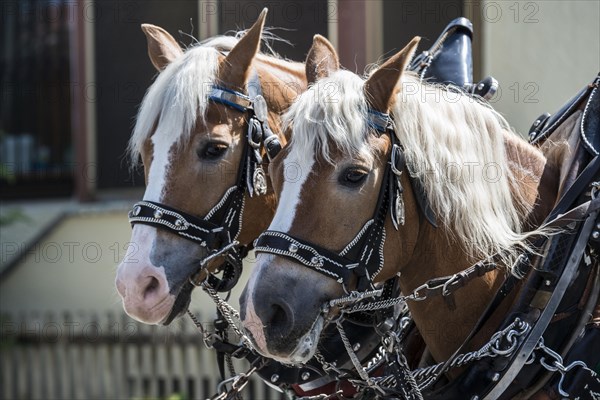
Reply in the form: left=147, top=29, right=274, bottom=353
left=285, top=70, right=541, bottom=269
left=392, top=74, right=540, bottom=266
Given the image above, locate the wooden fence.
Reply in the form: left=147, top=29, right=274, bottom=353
left=0, top=311, right=283, bottom=400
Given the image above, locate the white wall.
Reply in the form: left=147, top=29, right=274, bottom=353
left=481, top=0, right=599, bottom=135
left=0, top=212, right=250, bottom=317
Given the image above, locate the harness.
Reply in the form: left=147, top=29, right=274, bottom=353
left=253, top=75, right=600, bottom=399
left=124, top=25, right=600, bottom=397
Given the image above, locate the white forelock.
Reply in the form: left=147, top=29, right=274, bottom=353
left=128, top=36, right=239, bottom=165
left=283, top=70, right=375, bottom=165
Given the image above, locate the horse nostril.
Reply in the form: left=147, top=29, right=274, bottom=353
left=143, top=276, right=161, bottom=299
left=271, top=304, right=288, bottom=326
left=266, top=302, right=294, bottom=339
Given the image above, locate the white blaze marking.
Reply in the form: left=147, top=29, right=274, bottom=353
left=269, top=149, right=315, bottom=231
left=118, top=123, right=177, bottom=298
left=242, top=150, right=316, bottom=356
left=145, top=124, right=179, bottom=202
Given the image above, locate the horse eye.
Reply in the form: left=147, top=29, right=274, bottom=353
left=199, top=143, right=229, bottom=160
left=340, top=168, right=369, bottom=187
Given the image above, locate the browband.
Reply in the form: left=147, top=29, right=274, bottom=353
left=209, top=86, right=253, bottom=112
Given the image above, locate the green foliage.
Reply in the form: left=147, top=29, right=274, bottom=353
left=0, top=208, right=29, bottom=226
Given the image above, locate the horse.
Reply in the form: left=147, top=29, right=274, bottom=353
left=115, top=9, right=307, bottom=326
left=240, top=34, right=599, bottom=397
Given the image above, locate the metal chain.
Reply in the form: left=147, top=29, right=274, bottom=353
left=314, top=350, right=346, bottom=377
left=186, top=310, right=217, bottom=349
left=531, top=337, right=599, bottom=398
left=294, top=391, right=344, bottom=400
left=211, top=365, right=258, bottom=400
left=412, top=318, right=530, bottom=389
left=328, top=289, right=384, bottom=309
left=201, top=283, right=255, bottom=349
left=187, top=284, right=257, bottom=400
left=332, top=317, right=528, bottom=397
left=333, top=262, right=498, bottom=315
left=336, top=320, right=374, bottom=384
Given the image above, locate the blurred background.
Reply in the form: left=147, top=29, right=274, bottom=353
left=1, top=0, right=598, bottom=399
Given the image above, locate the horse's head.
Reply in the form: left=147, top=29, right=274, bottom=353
left=239, top=36, right=425, bottom=363
left=240, top=31, right=546, bottom=364
left=116, top=10, right=304, bottom=325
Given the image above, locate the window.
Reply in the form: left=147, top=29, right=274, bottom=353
left=1, top=0, right=74, bottom=199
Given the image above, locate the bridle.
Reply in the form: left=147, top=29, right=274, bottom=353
left=128, top=71, right=282, bottom=323
left=254, top=110, right=416, bottom=293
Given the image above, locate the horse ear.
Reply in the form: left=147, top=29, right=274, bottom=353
left=141, top=24, right=183, bottom=71
left=218, top=8, right=268, bottom=91
left=364, top=36, right=420, bottom=113
left=306, top=35, right=340, bottom=84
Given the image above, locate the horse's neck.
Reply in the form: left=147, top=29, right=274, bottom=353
left=503, top=131, right=558, bottom=228
left=399, top=133, right=553, bottom=363
left=399, top=227, right=506, bottom=363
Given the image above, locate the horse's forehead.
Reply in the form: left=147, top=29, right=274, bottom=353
left=144, top=125, right=179, bottom=202
left=268, top=149, right=316, bottom=232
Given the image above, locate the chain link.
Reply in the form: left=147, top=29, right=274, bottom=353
left=211, top=365, right=258, bottom=400
left=201, top=283, right=255, bottom=349
left=412, top=318, right=529, bottom=388
left=532, top=337, right=598, bottom=398
left=336, top=320, right=374, bottom=385
left=591, top=180, right=600, bottom=199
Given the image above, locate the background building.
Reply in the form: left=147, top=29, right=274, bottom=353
left=1, top=1, right=598, bottom=399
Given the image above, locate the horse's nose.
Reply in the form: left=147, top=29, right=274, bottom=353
left=122, top=272, right=164, bottom=301
left=254, top=295, right=296, bottom=339
left=115, top=263, right=173, bottom=324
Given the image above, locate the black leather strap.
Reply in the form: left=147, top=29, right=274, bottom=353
left=129, top=200, right=224, bottom=247
left=530, top=75, right=600, bottom=145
